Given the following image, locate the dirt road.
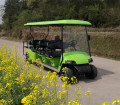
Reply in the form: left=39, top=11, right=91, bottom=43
left=0, top=39, right=120, bottom=105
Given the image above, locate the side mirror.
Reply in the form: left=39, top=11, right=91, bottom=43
left=88, top=35, right=90, bottom=40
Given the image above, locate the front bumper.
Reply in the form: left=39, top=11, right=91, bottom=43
left=74, top=64, right=91, bottom=74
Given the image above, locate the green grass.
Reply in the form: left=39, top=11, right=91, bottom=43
left=90, top=31, right=120, bottom=60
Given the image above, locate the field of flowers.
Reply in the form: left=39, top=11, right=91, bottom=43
left=0, top=43, right=120, bottom=105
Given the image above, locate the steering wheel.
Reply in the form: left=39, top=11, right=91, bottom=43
left=68, top=40, right=77, bottom=50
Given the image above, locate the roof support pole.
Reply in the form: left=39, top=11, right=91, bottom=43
left=60, top=25, right=64, bottom=66
left=30, top=26, right=34, bottom=39
left=85, top=26, right=91, bottom=57
left=45, top=26, right=49, bottom=39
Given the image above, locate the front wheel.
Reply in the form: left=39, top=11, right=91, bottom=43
left=60, top=67, right=73, bottom=83
left=85, top=65, right=97, bottom=79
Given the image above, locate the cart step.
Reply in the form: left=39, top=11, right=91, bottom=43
left=35, top=61, right=59, bottom=73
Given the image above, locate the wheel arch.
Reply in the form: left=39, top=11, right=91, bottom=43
left=59, top=64, right=77, bottom=75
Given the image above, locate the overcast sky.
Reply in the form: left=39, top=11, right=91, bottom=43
left=0, top=0, right=5, bottom=6
left=0, top=0, right=5, bottom=24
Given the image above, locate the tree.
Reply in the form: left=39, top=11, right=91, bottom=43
left=2, top=0, right=120, bottom=37
left=3, top=0, right=21, bottom=30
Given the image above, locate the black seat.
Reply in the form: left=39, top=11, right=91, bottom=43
left=28, top=40, right=40, bottom=52
left=47, top=36, right=62, bottom=49
left=46, top=51, right=61, bottom=58
left=36, top=40, right=50, bottom=55
left=36, top=40, right=49, bottom=48
left=47, top=41, right=62, bottom=49
left=29, top=40, right=40, bottom=45
left=45, top=36, right=62, bottom=58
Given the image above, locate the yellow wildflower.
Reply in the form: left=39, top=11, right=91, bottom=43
left=8, top=99, right=13, bottom=104
left=67, top=84, right=71, bottom=88
left=0, top=99, right=7, bottom=105
left=112, top=99, right=120, bottom=105
left=35, top=74, right=41, bottom=78
left=31, top=83, right=36, bottom=87
left=21, top=97, right=27, bottom=104
left=85, top=90, right=92, bottom=96
left=21, top=94, right=37, bottom=105
left=22, top=87, right=27, bottom=91
left=75, top=86, right=81, bottom=92
left=62, top=77, right=68, bottom=82
left=77, top=91, right=82, bottom=96
left=62, top=67, right=68, bottom=73
left=102, top=102, right=109, bottom=105
left=50, top=72, right=58, bottom=82
left=13, top=43, right=16, bottom=47
left=32, top=90, right=39, bottom=96
left=36, top=58, right=41, bottom=64
left=60, top=102, right=65, bottom=105
left=20, top=79, right=25, bottom=85
left=42, top=88, right=50, bottom=98
left=5, top=83, right=11, bottom=89
left=40, top=65, right=44, bottom=71
left=0, top=88, right=4, bottom=94
left=62, top=84, right=66, bottom=88
left=34, top=85, right=39, bottom=90
left=15, top=77, right=20, bottom=84
left=44, top=101, right=50, bottom=105
left=68, top=100, right=79, bottom=105
left=58, top=90, right=67, bottom=99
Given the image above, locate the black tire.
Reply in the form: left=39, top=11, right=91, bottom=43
left=26, top=53, right=33, bottom=64
left=60, top=67, right=73, bottom=83
left=85, top=65, right=97, bottom=79
left=26, top=53, right=30, bottom=61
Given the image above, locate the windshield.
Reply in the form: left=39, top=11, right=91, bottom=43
left=63, top=26, right=89, bottom=54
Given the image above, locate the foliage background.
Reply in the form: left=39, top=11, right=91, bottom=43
left=2, top=0, right=120, bottom=34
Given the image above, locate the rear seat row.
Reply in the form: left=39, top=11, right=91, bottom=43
left=28, top=36, right=62, bottom=58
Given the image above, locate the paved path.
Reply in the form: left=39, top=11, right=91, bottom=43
left=0, top=39, right=120, bottom=105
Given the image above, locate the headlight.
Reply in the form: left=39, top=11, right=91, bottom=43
left=65, top=60, right=76, bottom=64
left=88, top=58, right=93, bottom=63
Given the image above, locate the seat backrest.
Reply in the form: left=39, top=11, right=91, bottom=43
left=55, top=36, right=60, bottom=41
left=29, top=40, right=40, bottom=45
left=47, top=40, right=62, bottom=49
left=38, top=40, right=49, bottom=48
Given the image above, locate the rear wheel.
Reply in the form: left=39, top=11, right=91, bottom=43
left=85, top=65, right=97, bottom=79
left=26, top=52, right=32, bottom=64
left=26, top=52, right=29, bottom=61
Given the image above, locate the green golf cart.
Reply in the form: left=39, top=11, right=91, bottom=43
left=23, top=20, right=97, bottom=80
